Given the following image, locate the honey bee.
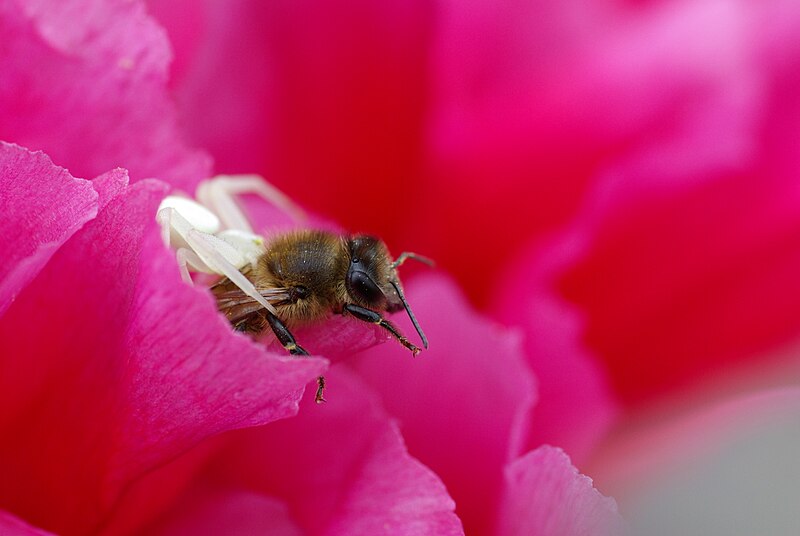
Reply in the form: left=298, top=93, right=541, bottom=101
left=157, top=175, right=431, bottom=404
left=210, top=230, right=432, bottom=402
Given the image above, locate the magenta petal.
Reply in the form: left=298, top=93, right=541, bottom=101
left=195, top=366, right=463, bottom=535
left=556, top=128, right=800, bottom=403
left=494, top=240, right=619, bottom=463
left=0, top=0, right=211, bottom=190
left=149, top=489, right=302, bottom=536
left=389, top=0, right=763, bottom=306
left=348, top=274, right=536, bottom=534
left=496, top=446, right=623, bottom=536
left=0, top=511, right=55, bottom=536
left=0, top=177, right=325, bottom=534
left=0, top=142, right=98, bottom=315
left=263, top=314, right=391, bottom=362
left=548, top=1, right=800, bottom=403
left=148, top=0, right=432, bottom=239
left=145, top=0, right=279, bottom=176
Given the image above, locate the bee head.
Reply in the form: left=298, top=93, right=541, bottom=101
left=345, top=235, right=430, bottom=349
left=345, top=235, right=391, bottom=309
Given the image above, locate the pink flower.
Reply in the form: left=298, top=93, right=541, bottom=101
left=0, top=2, right=617, bottom=533
left=146, top=0, right=800, bottom=532
left=6, top=0, right=800, bottom=533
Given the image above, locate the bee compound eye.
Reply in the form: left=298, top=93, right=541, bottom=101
left=347, top=269, right=384, bottom=306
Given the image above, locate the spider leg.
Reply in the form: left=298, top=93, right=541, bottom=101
left=217, top=229, right=266, bottom=268
left=185, top=228, right=278, bottom=315
left=196, top=174, right=307, bottom=232
left=158, top=206, right=278, bottom=315
left=157, top=204, right=173, bottom=247
left=175, top=247, right=213, bottom=284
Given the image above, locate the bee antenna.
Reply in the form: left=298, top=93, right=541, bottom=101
left=391, top=252, right=435, bottom=270
left=390, top=280, right=428, bottom=349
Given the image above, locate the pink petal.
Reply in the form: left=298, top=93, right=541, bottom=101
left=0, top=142, right=97, bottom=315
left=496, top=446, right=623, bottom=536
left=263, top=314, right=392, bottom=362
left=0, top=174, right=325, bottom=534
left=555, top=103, right=800, bottom=403
left=537, top=0, right=800, bottom=403
left=0, top=0, right=210, bottom=191
left=167, top=366, right=463, bottom=535
left=98, top=437, right=220, bottom=535
left=147, top=0, right=432, bottom=240
left=348, top=274, right=536, bottom=534
left=0, top=511, right=55, bottom=536
left=148, top=489, right=302, bottom=536
left=493, top=239, right=619, bottom=464
left=145, top=0, right=279, bottom=178
left=403, top=0, right=766, bottom=307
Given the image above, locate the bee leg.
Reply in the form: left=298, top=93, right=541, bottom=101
left=264, top=312, right=307, bottom=355
left=264, top=312, right=326, bottom=403
left=160, top=206, right=277, bottom=316
left=315, top=376, right=326, bottom=405
left=343, top=304, right=422, bottom=356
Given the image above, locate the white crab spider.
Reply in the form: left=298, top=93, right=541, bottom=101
left=156, top=174, right=307, bottom=316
